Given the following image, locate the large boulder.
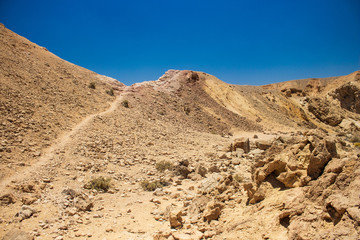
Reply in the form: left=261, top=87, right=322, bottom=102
left=253, top=135, right=338, bottom=189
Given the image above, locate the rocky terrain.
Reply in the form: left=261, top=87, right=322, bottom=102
left=1, top=24, right=360, bottom=240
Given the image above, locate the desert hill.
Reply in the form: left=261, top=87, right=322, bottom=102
left=1, top=25, right=360, bottom=240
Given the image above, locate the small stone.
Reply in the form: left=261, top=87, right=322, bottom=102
left=153, top=188, right=165, bottom=196
left=66, top=208, right=77, bottom=216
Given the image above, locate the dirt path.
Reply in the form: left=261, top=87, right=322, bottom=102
left=0, top=92, right=128, bottom=192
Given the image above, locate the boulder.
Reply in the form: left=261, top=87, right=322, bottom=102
left=74, top=193, right=93, bottom=212
left=255, top=140, right=272, bottom=150
left=249, top=182, right=270, bottom=204
left=232, top=138, right=250, bottom=153
left=203, top=200, right=224, bottom=221
left=307, top=138, right=337, bottom=179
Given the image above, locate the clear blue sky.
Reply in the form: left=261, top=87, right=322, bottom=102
left=1, top=0, right=359, bottom=86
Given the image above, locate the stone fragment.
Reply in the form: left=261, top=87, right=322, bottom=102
left=169, top=210, right=183, bottom=229
left=16, top=205, right=36, bottom=221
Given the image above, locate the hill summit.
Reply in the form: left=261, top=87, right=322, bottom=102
left=1, top=24, right=360, bottom=239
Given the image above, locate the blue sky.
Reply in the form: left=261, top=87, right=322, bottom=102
left=1, top=0, right=359, bottom=86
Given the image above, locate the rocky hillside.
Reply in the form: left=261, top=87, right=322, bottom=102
left=0, top=24, right=124, bottom=181
left=1, top=25, right=360, bottom=240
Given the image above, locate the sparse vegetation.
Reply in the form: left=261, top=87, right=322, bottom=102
left=155, top=160, right=174, bottom=172
left=354, top=142, right=360, bottom=148
left=88, top=82, right=96, bottom=89
left=234, top=174, right=244, bottom=183
left=106, top=88, right=114, bottom=96
left=140, top=180, right=167, bottom=191
left=122, top=100, right=129, bottom=108
left=84, top=176, right=111, bottom=192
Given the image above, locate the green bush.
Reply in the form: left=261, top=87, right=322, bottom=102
left=140, top=180, right=167, bottom=191
left=122, top=100, right=129, bottom=108
left=155, top=160, right=173, bottom=172
left=84, top=177, right=111, bottom=192
left=88, top=82, right=96, bottom=89
left=354, top=142, right=360, bottom=148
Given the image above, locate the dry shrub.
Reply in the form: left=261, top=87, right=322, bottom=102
left=122, top=100, right=129, bottom=108
left=155, top=160, right=173, bottom=172
left=84, top=177, right=111, bottom=192
left=140, top=180, right=167, bottom=191
left=88, top=82, right=96, bottom=89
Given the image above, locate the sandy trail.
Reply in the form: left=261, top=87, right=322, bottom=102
left=0, top=92, right=128, bottom=192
